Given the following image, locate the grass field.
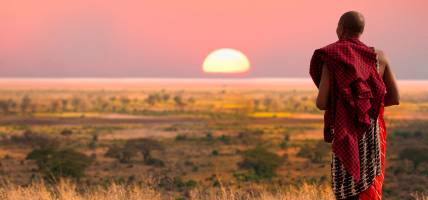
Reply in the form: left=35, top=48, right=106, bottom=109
left=0, top=79, right=427, bottom=199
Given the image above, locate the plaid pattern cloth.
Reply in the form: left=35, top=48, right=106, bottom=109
left=309, top=37, right=386, bottom=182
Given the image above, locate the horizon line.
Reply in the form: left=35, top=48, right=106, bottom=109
left=0, top=77, right=427, bottom=82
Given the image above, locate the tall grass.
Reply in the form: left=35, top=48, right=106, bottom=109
left=0, top=181, right=335, bottom=200
left=0, top=181, right=426, bottom=200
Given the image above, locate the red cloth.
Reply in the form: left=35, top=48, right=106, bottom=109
left=309, top=37, right=386, bottom=182
left=359, top=104, right=386, bottom=200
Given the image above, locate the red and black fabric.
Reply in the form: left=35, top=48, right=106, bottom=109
left=309, top=37, right=386, bottom=182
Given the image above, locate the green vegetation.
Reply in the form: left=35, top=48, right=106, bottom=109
left=105, top=138, right=164, bottom=166
left=0, top=88, right=427, bottom=200
left=399, top=147, right=428, bottom=170
left=26, top=148, right=92, bottom=182
left=238, top=146, right=284, bottom=180
left=297, top=140, right=330, bottom=163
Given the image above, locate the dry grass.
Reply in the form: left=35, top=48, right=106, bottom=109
left=3, top=181, right=425, bottom=200
left=412, top=193, right=428, bottom=200
left=190, top=183, right=335, bottom=200
left=0, top=181, right=161, bottom=200
left=0, top=180, right=339, bottom=200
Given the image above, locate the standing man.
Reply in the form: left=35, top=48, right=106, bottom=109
left=310, top=11, right=399, bottom=200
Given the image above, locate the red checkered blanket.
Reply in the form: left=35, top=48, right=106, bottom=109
left=309, top=37, right=386, bottom=181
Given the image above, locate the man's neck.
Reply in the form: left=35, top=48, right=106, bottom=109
left=339, top=35, right=361, bottom=40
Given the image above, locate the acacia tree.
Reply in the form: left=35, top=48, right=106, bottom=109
left=105, top=138, right=164, bottom=165
left=26, top=148, right=92, bottom=182
left=20, top=95, right=31, bottom=113
left=0, top=99, right=16, bottom=114
left=128, top=138, right=164, bottom=162
left=173, top=95, right=185, bottom=110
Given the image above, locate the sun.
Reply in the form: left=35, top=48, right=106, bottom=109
left=203, top=48, right=250, bottom=73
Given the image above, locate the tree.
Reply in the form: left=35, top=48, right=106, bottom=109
left=105, top=144, right=138, bottom=163
left=146, top=93, right=161, bottom=105
left=61, top=99, right=69, bottom=111
left=0, top=99, right=15, bottom=114
left=120, top=96, right=130, bottom=112
left=162, top=93, right=170, bottom=102
left=71, top=97, right=82, bottom=112
left=238, top=146, right=283, bottom=179
left=50, top=100, right=60, bottom=112
left=20, top=95, right=31, bottom=113
left=263, top=97, right=273, bottom=111
left=128, top=138, right=164, bottom=163
left=105, top=139, right=164, bottom=166
left=173, top=95, right=185, bottom=108
left=26, top=148, right=92, bottom=182
left=253, top=99, right=261, bottom=111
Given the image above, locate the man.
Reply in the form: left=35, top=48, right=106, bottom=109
left=309, top=11, right=399, bottom=200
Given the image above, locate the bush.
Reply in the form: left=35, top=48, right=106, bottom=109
left=237, top=129, right=264, bottom=145
left=204, top=132, right=214, bottom=143
left=279, top=134, right=290, bottom=149
left=26, top=148, right=92, bottom=182
left=399, top=147, right=428, bottom=170
left=105, top=144, right=138, bottom=163
left=144, top=157, right=165, bottom=167
left=173, top=177, right=197, bottom=190
left=238, top=146, right=283, bottom=179
left=297, top=140, right=330, bottom=163
left=218, top=135, right=231, bottom=144
left=175, top=134, right=188, bottom=141
left=105, top=139, right=164, bottom=165
left=60, top=129, right=73, bottom=136
left=211, top=150, right=219, bottom=156
left=10, top=130, right=59, bottom=149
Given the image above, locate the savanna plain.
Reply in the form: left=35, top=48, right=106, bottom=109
left=0, top=79, right=427, bottom=200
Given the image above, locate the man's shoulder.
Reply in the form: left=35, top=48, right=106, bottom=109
left=374, top=48, right=389, bottom=65
left=374, top=49, right=385, bottom=57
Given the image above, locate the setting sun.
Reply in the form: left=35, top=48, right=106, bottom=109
left=203, top=48, right=250, bottom=73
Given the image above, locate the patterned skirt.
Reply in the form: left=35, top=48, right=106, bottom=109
left=331, top=105, right=386, bottom=200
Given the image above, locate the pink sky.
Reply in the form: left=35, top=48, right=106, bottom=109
left=1, top=0, right=427, bottom=79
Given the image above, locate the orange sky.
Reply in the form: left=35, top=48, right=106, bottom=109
left=1, top=0, right=427, bottom=79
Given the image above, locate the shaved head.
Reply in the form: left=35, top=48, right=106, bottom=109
left=337, top=11, right=365, bottom=38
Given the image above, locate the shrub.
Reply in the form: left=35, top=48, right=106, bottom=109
left=175, top=134, right=188, bottom=141
left=127, top=139, right=164, bottom=162
left=105, top=139, right=164, bottom=165
left=204, top=132, right=214, bottom=142
left=238, top=146, right=283, bottom=179
left=237, top=129, right=264, bottom=145
left=144, top=157, right=165, bottom=167
left=60, top=129, right=73, bottom=136
left=211, top=150, right=219, bottom=156
left=10, top=130, right=59, bottom=149
left=399, top=147, right=428, bottom=170
left=280, top=133, right=290, bottom=149
left=297, top=140, right=330, bottom=163
left=105, top=144, right=138, bottom=163
left=26, top=148, right=92, bottom=182
left=88, top=134, right=98, bottom=150
left=173, top=177, right=197, bottom=190
left=218, top=135, right=231, bottom=144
